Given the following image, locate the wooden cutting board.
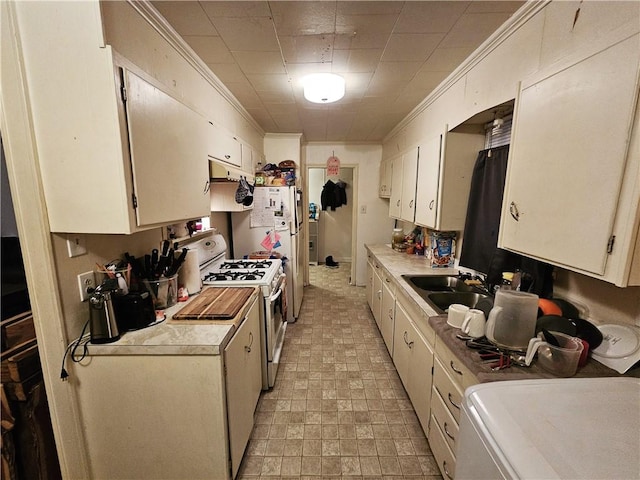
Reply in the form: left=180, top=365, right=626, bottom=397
left=171, top=287, right=255, bottom=321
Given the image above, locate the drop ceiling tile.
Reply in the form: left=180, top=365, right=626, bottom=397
left=212, top=16, right=279, bottom=51
left=420, top=46, right=474, bottom=72
left=394, top=2, right=469, bottom=33
left=381, top=33, right=445, bottom=62
left=336, top=13, right=399, bottom=35
left=280, top=35, right=335, bottom=64
left=246, top=74, right=292, bottom=94
left=270, top=2, right=337, bottom=36
left=271, top=114, right=303, bottom=132
left=367, top=62, right=423, bottom=94
left=183, top=35, right=234, bottom=63
left=466, top=2, right=525, bottom=14
left=224, top=80, right=264, bottom=108
left=256, top=90, right=295, bottom=104
left=346, top=49, right=384, bottom=73
left=151, top=1, right=217, bottom=36
left=233, top=51, right=286, bottom=74
left=199, top=1, right=271, bottom=18
left=205, top=62, right=247, bottom=83
left=337, top=2, right=404, bottom=16
left=245, top=107, right=278, bottom=131
left=440, top=12, right=514, bottom=48
left=405, top=70, right=448, bottom=95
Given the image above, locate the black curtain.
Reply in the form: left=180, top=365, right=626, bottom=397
left=459, top=145, right=553, bottom=297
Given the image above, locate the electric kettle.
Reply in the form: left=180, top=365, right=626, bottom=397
left=485, top=289, right=539, bottom=350
left=89, top=288, right=121, bottom=344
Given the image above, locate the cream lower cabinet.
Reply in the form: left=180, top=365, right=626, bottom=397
left=366, top=259, right=375, bottom=310
left=429, top=339, right=478, bottom=480
left=74, top=297, right=261, bottom=480
left=380, top=272, right=396, bottom=355
left=370, top=261, right=383, bottom=328
left=499, top=33, right=640, bottom=286
left=392, top=298, right=434, bottom=436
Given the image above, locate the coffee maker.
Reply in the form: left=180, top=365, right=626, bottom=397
left=89, top=286, right=121, bottom=344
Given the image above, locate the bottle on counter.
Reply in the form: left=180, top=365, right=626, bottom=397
left=392, top=228, right=404, bottom=248
left=500, top=272, right=514, bottom=290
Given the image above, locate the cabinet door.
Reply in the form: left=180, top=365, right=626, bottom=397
left=371, top=264, right=383, bottom=329
left=401, top=146, right=419, bottom=222
left=379, top=158, right=391, bottom=198
left=389, top=155, right=404, bottom=219
left=392, top=301, right=412, bottom=388
left=366, top=261, right=374, bottom=309
left=414, top=134, right=441, bottom=228
left=125, top=70, right=210, bottom=227
left=408, top=331, right=433, bottom=435
left=208, top=122, right=242, bottom=167
left=380, top=279, right=395, bottom=355
left=500, top=35, right=640, bottom=275
left=224, top=298, right=261, bottom=478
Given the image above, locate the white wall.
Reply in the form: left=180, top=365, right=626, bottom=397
left=304, top=143, right=393, bottom=285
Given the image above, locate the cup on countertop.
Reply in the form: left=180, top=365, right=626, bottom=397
left=447, top=304, right=469, bottom=329
left=461, top=309, right=486, bottom=339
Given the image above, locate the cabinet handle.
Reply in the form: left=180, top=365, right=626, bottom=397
left=403, top=331, right=414, bottom=349
left=388, top=309, right=393, bottom=320
left=443, top=422, right=455, bottom=441
left=510, top=201, right=520, bottom=221
left=225, top=154, right=231, bottom=159
left=385, top=277, right=391, bottom=283
left=377, top=290, right=382, bottom=299
left=396, top=200, right=401, bottom=207
left=244, top=332, right=254, bottom=353
left=450, top=360, right=463, bottom=376
left=448, top=393, right=460, bottom=410
left=203, top=179, right=210, bottom=194
left=429, top=199, right=434, bottom=210
left=409, top=199, right=414, bottom=208
left=442, top=460, right=454, bottom=480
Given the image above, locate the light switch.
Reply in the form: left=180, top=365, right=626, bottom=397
left=67, top=234, right=87, bottom=257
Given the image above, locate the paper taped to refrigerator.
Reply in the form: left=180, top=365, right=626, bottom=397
left=251, top=187, right=291, bottom=229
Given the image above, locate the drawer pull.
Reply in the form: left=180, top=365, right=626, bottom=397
left=443, top=460, right=454, bottom=480
left=403, top=331, right=414, bottom=349
left=443, top=422, right=455, bottom=441
left=429, top=199, right=435, bottom=210
left=450, top=360, right=463, bottom=376
left=388, top=309, right=393, bottom=319
left=244, top=332, right=254, bottom=353
left=448, top=393, right=460, bottom=410
left=510, top=201, right=520, bottom=221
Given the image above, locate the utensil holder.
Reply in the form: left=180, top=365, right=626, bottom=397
left=142, top=275, right=178, bottom=309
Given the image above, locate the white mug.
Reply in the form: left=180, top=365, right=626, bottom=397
left=461, top=309, right=486, bottom=338
left=447, top=304, right=469, bottom=329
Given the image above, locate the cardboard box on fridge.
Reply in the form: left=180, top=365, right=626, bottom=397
left=426, top=231, right=456, bottom=268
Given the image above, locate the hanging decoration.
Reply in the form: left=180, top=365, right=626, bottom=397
left=327, top=154, right=340, bottom=177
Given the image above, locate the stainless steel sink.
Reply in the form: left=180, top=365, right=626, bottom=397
left=401, top=275, right=491, bottom=314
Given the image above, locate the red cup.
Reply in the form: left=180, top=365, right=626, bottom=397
left=578, top=339, right=589, bottom=367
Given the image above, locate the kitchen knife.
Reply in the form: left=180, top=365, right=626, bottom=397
left=151, top=248, right=159, bottom=269
left=166, top=248, right=188, bottom=276
left=161, top=240, right=170, bottom=257
left=144, top=254, right=152, bottom=279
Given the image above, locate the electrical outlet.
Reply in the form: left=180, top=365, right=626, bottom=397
left=77, top=271, right=95, bottom=302
left=67, top=234, right=87, bottom=257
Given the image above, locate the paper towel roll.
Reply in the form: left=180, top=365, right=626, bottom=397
left=178, top=250, right=202, bottom=295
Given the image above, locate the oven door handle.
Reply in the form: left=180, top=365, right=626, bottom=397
left=269, top=288, right=283, bottom=302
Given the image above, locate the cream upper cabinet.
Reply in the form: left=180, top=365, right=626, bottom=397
left=499, top=33, right=640, bottom=286
left=415, top=130, right=484, bottom=231
left=389, top=147, right=419, bottom=222
left=208, top=123, right=242, bottom=168
left=125, top=70, right=211, bottom=227
left=14, top=2, right=211, bottom=233
left=400, top=146, right=419, bottom=223
left=389, top=154, right=404, bottom=219
left=379, top=157, right=392, bottom=198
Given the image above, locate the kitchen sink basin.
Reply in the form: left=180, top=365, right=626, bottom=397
left=401, top=275, right=491, bottom=314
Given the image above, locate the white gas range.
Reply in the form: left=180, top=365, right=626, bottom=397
left=175, top=231, right=286, bottom=389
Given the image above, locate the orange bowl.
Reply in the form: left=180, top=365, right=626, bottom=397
left=538, top=298, right=563, bottom=317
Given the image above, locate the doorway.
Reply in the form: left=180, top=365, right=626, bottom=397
left=307, top=167, right=354, bottom=278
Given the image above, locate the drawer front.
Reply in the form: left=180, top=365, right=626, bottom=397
left=428, top=414, right=456, bottom=480
left=431, top=386, right=459, bottom=453
left=433, top=357, right=464, bottom=423
left=435, top=339, right=478, bottom=391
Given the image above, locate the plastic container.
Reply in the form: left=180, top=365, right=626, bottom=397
left=142, top=275, right=178, bottom=309
left=537, top=331, right=584, bottom=377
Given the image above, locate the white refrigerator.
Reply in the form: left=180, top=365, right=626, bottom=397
left=231, top=186, right=304, bottom=322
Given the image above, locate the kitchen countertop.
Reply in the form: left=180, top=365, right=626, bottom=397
left=85, top=287, right=259, bottom=356
left=365, top=244, right=623, bottom=381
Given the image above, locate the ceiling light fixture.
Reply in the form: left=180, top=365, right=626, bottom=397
left=303, top=73, right=345, bottom=104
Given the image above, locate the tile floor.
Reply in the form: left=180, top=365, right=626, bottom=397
left=238, top=264, right=443, bottom=479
